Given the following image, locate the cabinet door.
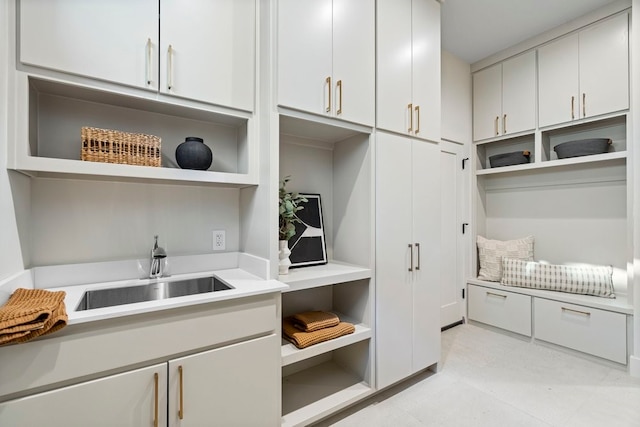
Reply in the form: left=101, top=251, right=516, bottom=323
left=160, top=0, right=256, bottom=111
left=472, top=63, right=502, bottom=141
left=579, top=13, right=629, bottom=120
left=0, top=364, right=167, bottom=427
left=278, top=0, right=333, bottom=115
left=502, top=51, right=536, bottom=136
left=411, top=140, right=441, bottom=372
left=375, top=132, right=414, bottom=389
left=376, top=0, right=413, bottom=135
left=19, top=0, right=158, bottom=90
left=411, top=0, right=441, bottom=142
left=538, top=34, right=579, bottom=128
left=168, top=335, right=280, bottom=426
left=332, top=0, right=375, bottom=126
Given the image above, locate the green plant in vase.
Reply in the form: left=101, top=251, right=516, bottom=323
left=278, top=176, right=307, bottom=274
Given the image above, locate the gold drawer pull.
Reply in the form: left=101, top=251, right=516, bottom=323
left=486, top=291, right=507, bottom=299
left=408, top=103, right=413, bottom=132
left=561, top=307, right=591, bottom=317
left=326, top=76, right=332, bottom=113
left=153, top=373, right=159, bottom=427
left=178, top=365, right=184, bottom=419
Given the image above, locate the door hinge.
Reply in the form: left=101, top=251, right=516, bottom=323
left=462, top=157, right=469, bottom=170
left=462, top=288, right=465, bottom=299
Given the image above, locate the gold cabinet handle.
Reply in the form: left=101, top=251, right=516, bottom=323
left=408, top=103, right=413, bottom=132
left=146, top=38, right=153, bottom=86
left=495, top=116, right=499, bottom=136
left=415, top=242, right=420, bottom=270
left=503, top=114, right=507, bottom=134
left=571, top=96, right=575, bottom=120
left=167, top=44, right=174, bottom=90
left=153, top=373, right=159, bottom=427
left=486, top=291, right=507, bottom=299
left=336, top=80, right=342, bottom=115
left=414, top=105, right=420, bottom=134
left=561, top=307, right=591, bottom=317
left=582, top=93, right=586, bottom=117
left=408, top=244, right=413, bottom=272
left=178, top=365, right=184, bottom=420
left=326, top=76, right=331, bottom=113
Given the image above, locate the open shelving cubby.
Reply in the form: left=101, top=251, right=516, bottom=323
left=278, top=112, right=374, bottom=426
left=10, top=74, right=257, bottom=187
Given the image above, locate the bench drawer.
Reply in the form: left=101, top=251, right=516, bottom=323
left=468, top=285, right=532, bottom=336
left=534, top=298, right=627, bottom=364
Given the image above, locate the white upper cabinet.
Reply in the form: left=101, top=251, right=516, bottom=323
left=538, top=13, right=628, bottom=128
left=377, top=0, right=441, bottom=141
left=473, top=51, right=536, bottom=141
left=278, top=0, right=374, bottom=126
left=19, top=0, right=158, bottom=90
left=19, top=0, right=256, bottom=111
left=160, top=0, right=255, bottom=111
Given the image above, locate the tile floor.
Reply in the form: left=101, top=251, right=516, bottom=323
left=315, top=323, right=640, bottom=426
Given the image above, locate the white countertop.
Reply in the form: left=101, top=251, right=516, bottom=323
left=57, top=268, right=288, bottom=325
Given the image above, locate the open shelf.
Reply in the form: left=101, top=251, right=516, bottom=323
left=281, top=360, right=373, bottom=427
left=477, top=151, right=627, bottom=176
left=279, top=262, right=372, bottom=292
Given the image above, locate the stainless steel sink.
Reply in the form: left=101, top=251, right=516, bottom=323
left=75, top=275, right=234, bottom=311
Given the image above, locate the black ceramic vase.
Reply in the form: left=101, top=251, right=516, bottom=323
left=175, top=137, right=213, bottom=170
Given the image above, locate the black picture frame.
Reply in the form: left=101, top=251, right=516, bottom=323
left=289, top=193, right=328, bottom=268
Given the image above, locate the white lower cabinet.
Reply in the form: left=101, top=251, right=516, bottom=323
left=534, top=298, right=627, bottom=364
left=467, top=284, right=532, bottom=337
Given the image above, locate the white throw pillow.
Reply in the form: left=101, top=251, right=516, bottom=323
left=477, top=235, right=534, bottom=282
left=501, top=257, right=615, bottom=298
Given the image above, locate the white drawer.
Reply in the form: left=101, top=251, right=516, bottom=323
left=468, top=285, right=532, bottom=336
left=534, top=298, right=627, bottom=364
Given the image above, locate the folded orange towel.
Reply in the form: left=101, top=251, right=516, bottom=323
left=292, top=310, right=340, bottom=332
left=0, top=288, right=68, bottom=345
left=283, top=316, right=355, bottom=349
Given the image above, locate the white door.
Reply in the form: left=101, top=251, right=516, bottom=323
left=440, top=142, right=465, bottom=328
left=168, top=335, right=280, bottom=426
left=538, top=34, right=579, bottom=128
left=579, top=13, right=629, bottom=120
left=472, top=63, right=502, bottom=141
left=160, top=0, right=256, bottom=111
left=411, top=139, right=441, bottom=371
left=376, top=0, right=413, bottom=135
left=332, top=0, right=375, bottom=126
left=376, top=132, right=414, bottom=389
left=0, top=364, right=167, bottom=427
left=501, top=51, right=536, bottom=136
left=278, top=0, right=333, bottom=115
left=19, top=0, right=158, bottom=90
left=411, top=0, right=441, bottom=142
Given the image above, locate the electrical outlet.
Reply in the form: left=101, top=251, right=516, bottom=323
left=213, top=230, right=225, bottom=251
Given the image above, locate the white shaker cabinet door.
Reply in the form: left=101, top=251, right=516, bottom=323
left=168, top=335, right=280, bottom=427
left=376, top=0, right=413, bottom=135
left=472, top=63, right=502, bottom=141
left=376, top=132, right=414, bottom=389
left=538, top=34, right=579, bottom=128
left=579, top=13, right=629, bottom=120
left=332, top=0, right=375, bottom=126
left=411, top=140, right=441, bottom=373
left=19, top=0, right=158, bottom=90
left=0, top=364, right=168, bottom=427
left=278, top=0, right=333, bottom=116
left=501, top=51, right=536, bottom=136
left=160, top=0, right=256, bottom=111
left=411, top=0, right=441, bottom=142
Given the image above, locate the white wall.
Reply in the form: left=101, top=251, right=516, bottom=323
left=441, top=50, right=472, bottom=144
left=631, top=0, right=640, bottom=378
left=0, top=1, right=27, bottom=280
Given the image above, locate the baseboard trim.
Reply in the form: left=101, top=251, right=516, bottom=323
left=630, top=355, right=640, bottom=378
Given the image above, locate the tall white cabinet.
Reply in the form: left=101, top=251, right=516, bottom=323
left=277, top=0, right=375, bottom=126
left=538, top=12, right=629, bottom=128
left=376, top=0, right=441, bottom=141
left=376, top=132, right=441, bottom=389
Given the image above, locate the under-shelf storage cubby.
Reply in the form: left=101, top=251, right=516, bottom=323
left=475, top=133, right=535, bottom=173
left=10, top=74, right=257, bottom=186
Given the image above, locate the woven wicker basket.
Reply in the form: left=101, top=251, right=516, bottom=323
left=81, top=127, right=161, bottom=167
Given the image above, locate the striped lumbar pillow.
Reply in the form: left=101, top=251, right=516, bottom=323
left=477, top=235, right=534, bottom=282
left=501, top=257, right=615, bottom=298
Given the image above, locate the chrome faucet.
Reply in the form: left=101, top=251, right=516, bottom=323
left=149, top=235, right=167, bottom=279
